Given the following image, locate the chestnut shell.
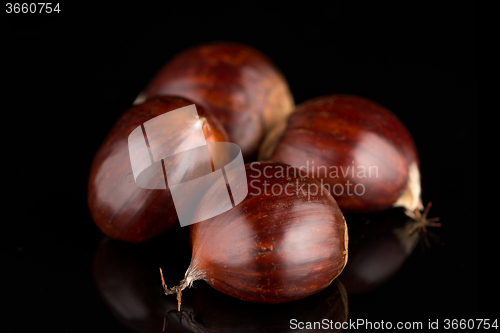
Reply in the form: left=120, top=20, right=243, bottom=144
left=88, top=96, right=228, bottom=243
left=260, top=94, right=420, bottom=213
left=177, top=162, right=348, bottom=304
left=136, top=41, right=295, bottom=161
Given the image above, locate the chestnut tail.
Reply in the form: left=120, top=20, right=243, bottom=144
left=159, top=264, right=203, bottom=311
left=405, top=202, right=441, bottom=249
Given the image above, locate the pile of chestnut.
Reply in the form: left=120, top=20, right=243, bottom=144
left=88, top=41, right=440, bottom=312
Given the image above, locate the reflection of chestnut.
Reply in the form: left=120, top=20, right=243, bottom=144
left=92, top=227, right=194, bottom=333
left=166, top=279, right=348, bottom=333
left=339, top=208, right=420, bottom=294
left=92, top=225, right=348, bottom=333
left=88, top=95, right=228, bottom=243
left=136, top=41, right=295, bottom=161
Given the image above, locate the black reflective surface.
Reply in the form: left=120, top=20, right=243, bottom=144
left=93, top=230, right=348, bottom=332
left=5, top=2, right=479, bottom=332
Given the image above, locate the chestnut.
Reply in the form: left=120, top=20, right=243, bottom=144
left=88, top=96, right=228, bottom=243
left=135, top=41, right=295, bottom=161
left=259, top=94, right=422, bottom=214
left=161, top=162, right=348, bottom=309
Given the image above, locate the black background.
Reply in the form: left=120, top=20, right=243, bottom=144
left=3, top=2, right=479, bottom=332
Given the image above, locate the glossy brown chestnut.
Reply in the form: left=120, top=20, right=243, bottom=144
left=259, top=94, right=422, bottom=214
left=161, top=162, right=348, bottom=309
left=135, top=41, right=295, bottom=161
left=88, top=96, right=229, bottom=243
